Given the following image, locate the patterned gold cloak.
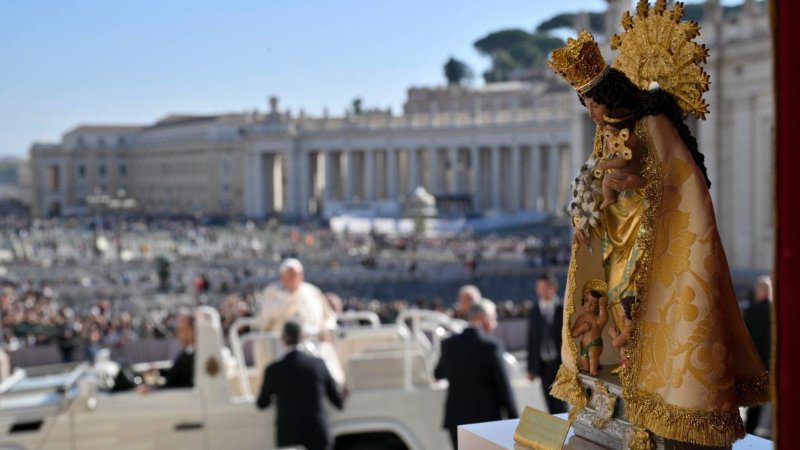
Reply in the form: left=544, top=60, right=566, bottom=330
left=551, top=115, right=769, bottom=446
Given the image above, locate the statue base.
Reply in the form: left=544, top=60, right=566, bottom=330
left=573, top=368, right=665, bottom=450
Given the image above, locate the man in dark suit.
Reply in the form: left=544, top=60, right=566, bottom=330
left=257, top=320, right=345, bottom=450
left=137, top=313, right=195, bottom=393
left=744, top=275, right=772, bottom=435
left=434, top=300, right=518, bottom=449
left=527, top=273, right=566, bottom=414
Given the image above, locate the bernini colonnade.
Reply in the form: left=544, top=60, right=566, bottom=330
left=244, top=98, right=590, bottom=219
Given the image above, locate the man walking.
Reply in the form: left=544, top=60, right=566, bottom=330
left=256, top=320, right=346, bottom=450
left=434, top=300, right=518, bottom=449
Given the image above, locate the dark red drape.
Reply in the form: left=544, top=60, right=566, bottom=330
left=774, top=0, right=800, bottom=445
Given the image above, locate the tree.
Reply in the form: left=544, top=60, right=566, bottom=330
left=474, top=29, right=533, bottom=56
left=444, top=57, right=473, bottom=86
left=536, top=12, right=605, bottom=34
left=474, top=29, right=564, bottom=82
left=351, top=98, right=363, bottom=115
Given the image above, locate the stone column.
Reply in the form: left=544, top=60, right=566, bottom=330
left=344, top=150, right=355, bottom=200
left=470, top=146, right=480, bottom=210
left=450, top=147, right=460, bottom=193
left=245, top=151, right=262, bottom=217
left=280, top=151, right=295, bottom=215
left=262, top=153, right=275, bottom=215
left=297, top=149, right=309, bottom=217
left=386, top=147, right=398, bottom=199
left=510, top=146, right=521, bottom=211
left=429, top=148, right=440, bottom=194
left=324, top=151, right=334, bottom=202
left=548, top=144, right=560, bottom=213
left=409, top=147, right=419, bottom=194
left=365, top=150, right=376, bottom=201
left=530, top=145, right=542, bottom=211
left=491, top=146, right=501, bottom=209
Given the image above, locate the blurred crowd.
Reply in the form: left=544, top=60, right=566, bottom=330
left=0, top=284, right=185, bottom=360
left=0, top=280, right=534, bottom=358
left=1, top=217, right=571, bottom=291
left=0, top=218, right=571, bottom=362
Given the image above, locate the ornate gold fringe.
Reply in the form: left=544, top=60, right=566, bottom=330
left=628, top=427, right=654, bottom=450
left=549, top=365, right=588, bottom=422
left=625, top=390, right=745, bottom=447
left=735, top=372, right=771, bottom=407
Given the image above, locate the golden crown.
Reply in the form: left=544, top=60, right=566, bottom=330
left=583, top=279, right=609, bottom=297
left=610, top=0, right=711, bottom=119
left=548, top=29, right=610, bottom=94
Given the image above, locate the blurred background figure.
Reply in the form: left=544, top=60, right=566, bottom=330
left=744, top=275, right=772, bottom=437
left=454, top=284, right=482, bottom=320
left=434, top=300, right=518, bottom=449
left=137, top=313, right=195, bottom=394
left=527, top=272, right=566, bottom=414
left=257, top=320, right=345, bottom=450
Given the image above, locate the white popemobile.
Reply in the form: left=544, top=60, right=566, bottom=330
left=0, top=307, right=546, bottom=450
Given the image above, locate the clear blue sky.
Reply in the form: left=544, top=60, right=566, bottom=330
left=0, top=0, right=739, bottom=158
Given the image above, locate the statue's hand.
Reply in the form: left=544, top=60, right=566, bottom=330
left=609, top=327, right=619, bottom=338
left=606, top=171, right=644, bottom=192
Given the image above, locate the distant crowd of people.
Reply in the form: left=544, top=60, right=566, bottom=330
left=0, top=280, right=535, bottom=361
left=0, top=285, right=182, bottom=360
left=0, top=218, right=570, bottom=300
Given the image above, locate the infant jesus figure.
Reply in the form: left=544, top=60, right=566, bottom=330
left=571, top=279, right=609, bottom=376
left=595, top=108, right=644, bottom=209
left=608, top=296, right=636, bottom=370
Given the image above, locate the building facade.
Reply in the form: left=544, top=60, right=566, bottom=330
left=28, top=0, right=773, bottom=270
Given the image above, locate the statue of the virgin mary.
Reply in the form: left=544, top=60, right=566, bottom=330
left=547, top=1, right=769, bottom=447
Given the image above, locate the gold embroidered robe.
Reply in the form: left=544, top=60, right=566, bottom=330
left=551, top=115, right=769, bottom=446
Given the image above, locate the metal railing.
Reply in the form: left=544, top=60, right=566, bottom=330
left=337, top=311, right=381, bottom=328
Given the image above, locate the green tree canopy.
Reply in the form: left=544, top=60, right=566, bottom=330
left=443, top=57, right=474, bottom=86
left=473, top=30, right=564, bottom=82
left=351, top=98, right=363, bottom=115
left=474, top=29, right=534, bottom=55
left=535, top=12, right=605, bottom=34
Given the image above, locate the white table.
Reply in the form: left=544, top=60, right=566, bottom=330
left=458, top=415, right=772, bottom=450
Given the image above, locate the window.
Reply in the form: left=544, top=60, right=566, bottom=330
left=119, top=163, right=127, bottom=177
left=98, top=164, right=106, bottom=177
left=77, top=164, right=86, bottom=178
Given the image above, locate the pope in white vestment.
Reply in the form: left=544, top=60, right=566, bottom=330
left=256, top=258, right=344, bottom=384
left=259, top=279, right=336, bottom=336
